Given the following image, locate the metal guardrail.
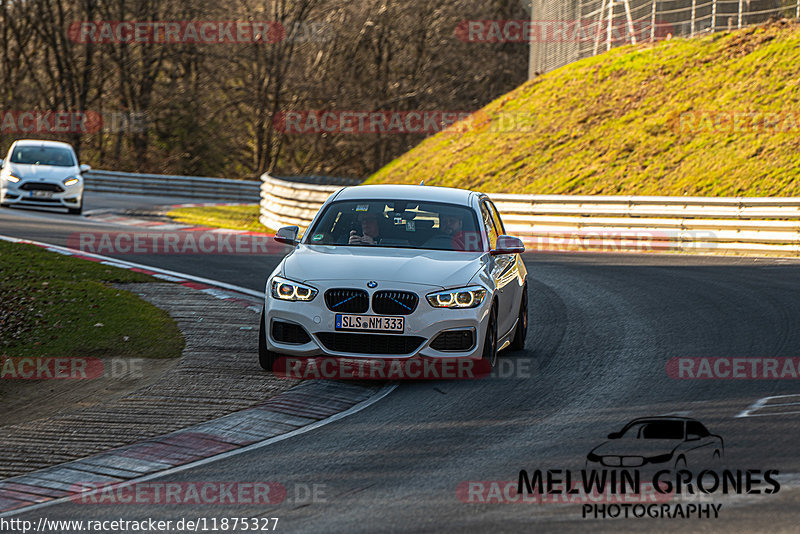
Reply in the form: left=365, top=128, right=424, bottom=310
left=84, top=169, right=260, bottom=202
left=80, top=169, right=800, bottom=255
left=260, top=173, right=344, bottom=231
left=259, top=174, right=800, bottom=256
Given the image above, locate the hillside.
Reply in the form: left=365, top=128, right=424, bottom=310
left=367, top=20, right=800, bottom=196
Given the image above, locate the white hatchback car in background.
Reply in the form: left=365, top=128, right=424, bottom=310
left=259, top=184, right=529, bottom=372
left=0, top=139, right=90, bottom=215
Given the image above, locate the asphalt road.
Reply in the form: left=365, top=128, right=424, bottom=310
left=3, top=195, right=800, bottom=533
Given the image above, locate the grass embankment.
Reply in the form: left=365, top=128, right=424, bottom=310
left=167, top=204, right=269, bottom=232
left=0, top=240, right=184, bottom=359
left=368, top=20, right=800, bottom=196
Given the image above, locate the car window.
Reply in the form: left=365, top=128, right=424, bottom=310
left=686, top=421, right=709, bottom=438
left=620, top=420, right=685, bottom=439
left=640, top=421, right=684, bottom=439
left=305, top=199, right=483, bottom=251
left=480, top=202, right=498, bottom=249
left=487, top=200, right=506, bottom=235
left=10, top=146, right=76, bottom=167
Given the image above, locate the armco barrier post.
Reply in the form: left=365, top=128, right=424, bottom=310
left=738, top=0, right=743, bottom=28
left=711, top=0, right=717, bottom=33
left=651, top=1, right=657, bottom=41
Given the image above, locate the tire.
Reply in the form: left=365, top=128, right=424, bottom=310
left=510, top=285, right=528, bottom=351
left=258, top=308, right=279, bottom=371
left=482, top=304, right=498, bottom=368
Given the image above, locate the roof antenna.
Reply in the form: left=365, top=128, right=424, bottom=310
left=419, top=180, right=425, bottom=186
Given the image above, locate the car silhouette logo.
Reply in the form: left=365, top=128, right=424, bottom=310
left=586, top=416, right=724, bottom=471
left=367, top=281, right=378, bottom=288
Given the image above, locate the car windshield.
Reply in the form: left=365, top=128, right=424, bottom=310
left=10, top=146, right=75, bottom=167
left=620, top=420, right=684, bottom=440
left=305, top=199, right=483, bottom=252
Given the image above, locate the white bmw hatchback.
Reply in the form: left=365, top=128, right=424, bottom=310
left=0, top=139, right=89, bottom=215
left=259, top=184, right=528, bottom=372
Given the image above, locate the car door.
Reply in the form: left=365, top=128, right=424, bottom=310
left=683, top=420, right=719, bottom=467
left=480, top=200, right=517, bottom=339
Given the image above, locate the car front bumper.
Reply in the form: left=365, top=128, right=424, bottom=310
left=264, top=280, right=493, bottom=361
left=1, top=182, right=83, bottom=209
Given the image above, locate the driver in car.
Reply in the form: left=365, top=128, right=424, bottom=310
left=349, top=212, right=382, bottom=245
left=440, top=212, right=463, bottom=237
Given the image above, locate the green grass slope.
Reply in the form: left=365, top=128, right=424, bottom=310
left=367, top=20, right=800, bottom=196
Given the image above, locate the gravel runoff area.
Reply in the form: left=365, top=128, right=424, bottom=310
left=0, top=283, right=297, bottom=479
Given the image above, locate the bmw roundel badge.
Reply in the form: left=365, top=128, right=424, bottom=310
left=367, top=281, right=378, bottom=288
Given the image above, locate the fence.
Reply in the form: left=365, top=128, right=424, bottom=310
left=528, top=0, right=799, bottom=75
left=260, top=174, right=800, bottom=255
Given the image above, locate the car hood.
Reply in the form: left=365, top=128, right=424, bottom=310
left=282, top=244, right=486, bottom=289
left=590, top=439, right=683, bottom=458
left=6, top=163, right=78, bottom=181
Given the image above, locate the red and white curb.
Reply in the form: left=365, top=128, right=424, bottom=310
left=0, top=382, right=394, bottom=515
left=0, top=234, right=397, bottom=516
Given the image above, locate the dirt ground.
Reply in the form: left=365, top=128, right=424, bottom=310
left=0, top=357, right=180, bottom=426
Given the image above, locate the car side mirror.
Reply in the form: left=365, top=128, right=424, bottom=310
left=607, top=432, right=622, bottom=439
left=687, top=433, right=701, bottom=441
left=275, top=226, right=300, bottom=246
left=491, top=235, right=525, bottom=256
left=79, top=164, right=91, bottom=173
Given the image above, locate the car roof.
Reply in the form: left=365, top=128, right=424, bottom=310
left=624, top=417, right=698, bottom=424
left=333, top=184, right=479, bottom=207
left=11, top=139, right=75, bottom=150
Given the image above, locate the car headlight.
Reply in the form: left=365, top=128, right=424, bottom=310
left=270, top=276, right=318, bottom=302
left=6, top=174, right=20, bottom=183
left=63, top=176, right=80, bottom=186
left=426, top=286, right=487, bottom=309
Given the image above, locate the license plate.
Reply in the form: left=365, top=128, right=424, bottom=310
left=335, top=314, right=404, bottom=333
left=31, top=191, right=53, bottom=199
